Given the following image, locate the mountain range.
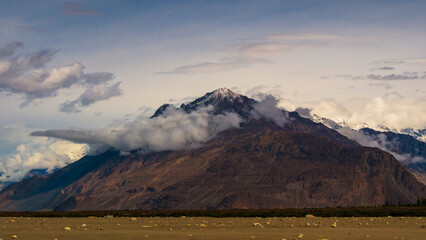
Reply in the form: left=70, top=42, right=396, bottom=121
left=0, top=88, right=424, bottom=211
left=307, top=113, right=426, bottom=185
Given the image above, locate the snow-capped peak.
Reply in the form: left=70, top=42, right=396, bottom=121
left=201, top=88, right=242, bottom=104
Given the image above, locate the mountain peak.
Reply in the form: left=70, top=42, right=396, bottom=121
left=152, top=88, right=256, bottom=118
left=196, top=88, right=243, bottom=106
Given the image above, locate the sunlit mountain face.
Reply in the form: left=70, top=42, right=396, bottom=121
left=0, top=88, right=424, bottom=211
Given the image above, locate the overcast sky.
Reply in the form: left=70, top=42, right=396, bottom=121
left=1, top=0, right=425, bottom=182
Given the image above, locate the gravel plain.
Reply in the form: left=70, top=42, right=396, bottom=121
left=0, top=216, right=425, bottom=240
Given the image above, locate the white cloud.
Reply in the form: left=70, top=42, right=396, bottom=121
left=0, top=131, right=88, bottom=182
left=32, top=105, right=243, bottom=152
left=251, top=94, right=288, bottom=127
left=348, top=95, right=426, bottom=130
left=278, top=93, right=426, bottom=130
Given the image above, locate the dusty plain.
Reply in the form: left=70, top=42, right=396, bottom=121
left=0, top=216, right=425, bottom=240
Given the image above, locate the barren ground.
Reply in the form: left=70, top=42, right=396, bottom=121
left=0, top=216, right=425, bottom=240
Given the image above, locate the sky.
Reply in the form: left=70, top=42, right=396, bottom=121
left=0, top=0, right=426, bottom=182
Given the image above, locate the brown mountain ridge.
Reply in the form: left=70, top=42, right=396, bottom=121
left=0, top=88, right=424, bottom=211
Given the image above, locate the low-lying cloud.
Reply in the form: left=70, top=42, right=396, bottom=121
left=0, top=42, right=122, bottom=111
left=251, top=94, right=288, bottom=127
left=279, top=93, right=426, bottom=131
left=336, top=127, right=425, bottom=164
left=32, top=105, right=243, bottom=152
left=0, top=137, right=88, bottom=183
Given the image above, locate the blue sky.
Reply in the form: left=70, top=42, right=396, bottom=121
left=1, top=0, right=426, bottom=181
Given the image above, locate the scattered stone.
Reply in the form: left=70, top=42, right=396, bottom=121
left=200, top=224, right=207, bottom=227
left=81, top=224, right=88, bottom=228
left=187, top=224, right=192, bottom=227
left=298, top=233, right=304, bottom=238
left=306, top=214, right=315, bottom=219
left=331, top=222, right=337, bottom=228
left=169, top=228, right=173, bottom=231
left=130, top=217, right=137, bottom=221
left=9, top=219, right=15, bottom=223
left=64, top=227, right=71, bottom=231
left=11, top=235, right=17, bottom=239
left=144, top=235, right=149, bottom=238
left=142, top=225, right=152, bottom=228
left=252, top=223, right=263, bottom=227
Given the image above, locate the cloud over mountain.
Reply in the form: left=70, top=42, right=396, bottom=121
left=32, top=105, right=243, bottom=152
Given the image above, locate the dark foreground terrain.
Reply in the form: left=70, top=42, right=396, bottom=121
left=1, top=215, right=425, bottom=240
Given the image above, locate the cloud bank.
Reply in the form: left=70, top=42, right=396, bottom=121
left=278, top=94, right=426, bottom=130
left=0, top=42, right=122, bottom=112
left=0, top=137, right=87, bottom=182
left=32, top=105, right=243, bottom=152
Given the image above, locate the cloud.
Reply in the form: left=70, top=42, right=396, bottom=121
left=368, top=82, right=392, bottom=90
left=364, top=73, right=426, bottom=81
left=371, top=66, right=395, bottom=71
left=267, top=33, right=345, bottom=41
left=62, top=2, right=101, bottom=16
left=0, top=41, right=23, bottom=58
left=333, top=72, right=426, bottom=81
left=251, top=94, right=288, bottom=127
left=347, top=95, right=426, bottom=130
left=0, top=125, right=88, bottom=182
left=336, top=127, right=425, bottom=164
left=238, top=43, right=293, bottom=59
left=159, top=32, right=346, bottom=74
left=375, top=57, right=426, bottom=65
left=0, top=42, right=122, bottom=111
left=32, top=105, right=243, bottom=152
left=60, top=82, right=122, bottom=113
left=283, top=93, right=426, bottom=130
left=158, top=58, right=259, bottom=74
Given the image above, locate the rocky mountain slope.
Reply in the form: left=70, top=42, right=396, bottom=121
left=0, top=88, right=424, bottom=211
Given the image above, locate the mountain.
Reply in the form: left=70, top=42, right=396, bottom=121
left=300, top=111, right=426, bottom=185
left=359, top=128, right=426, bottom=185
left=0, top=181, right=14, bottom=192
left=0, top=168, right=54, bottom=191
left=310, top=113, right=426, bottom=143
left=0, top=88, right=425, bottom=211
